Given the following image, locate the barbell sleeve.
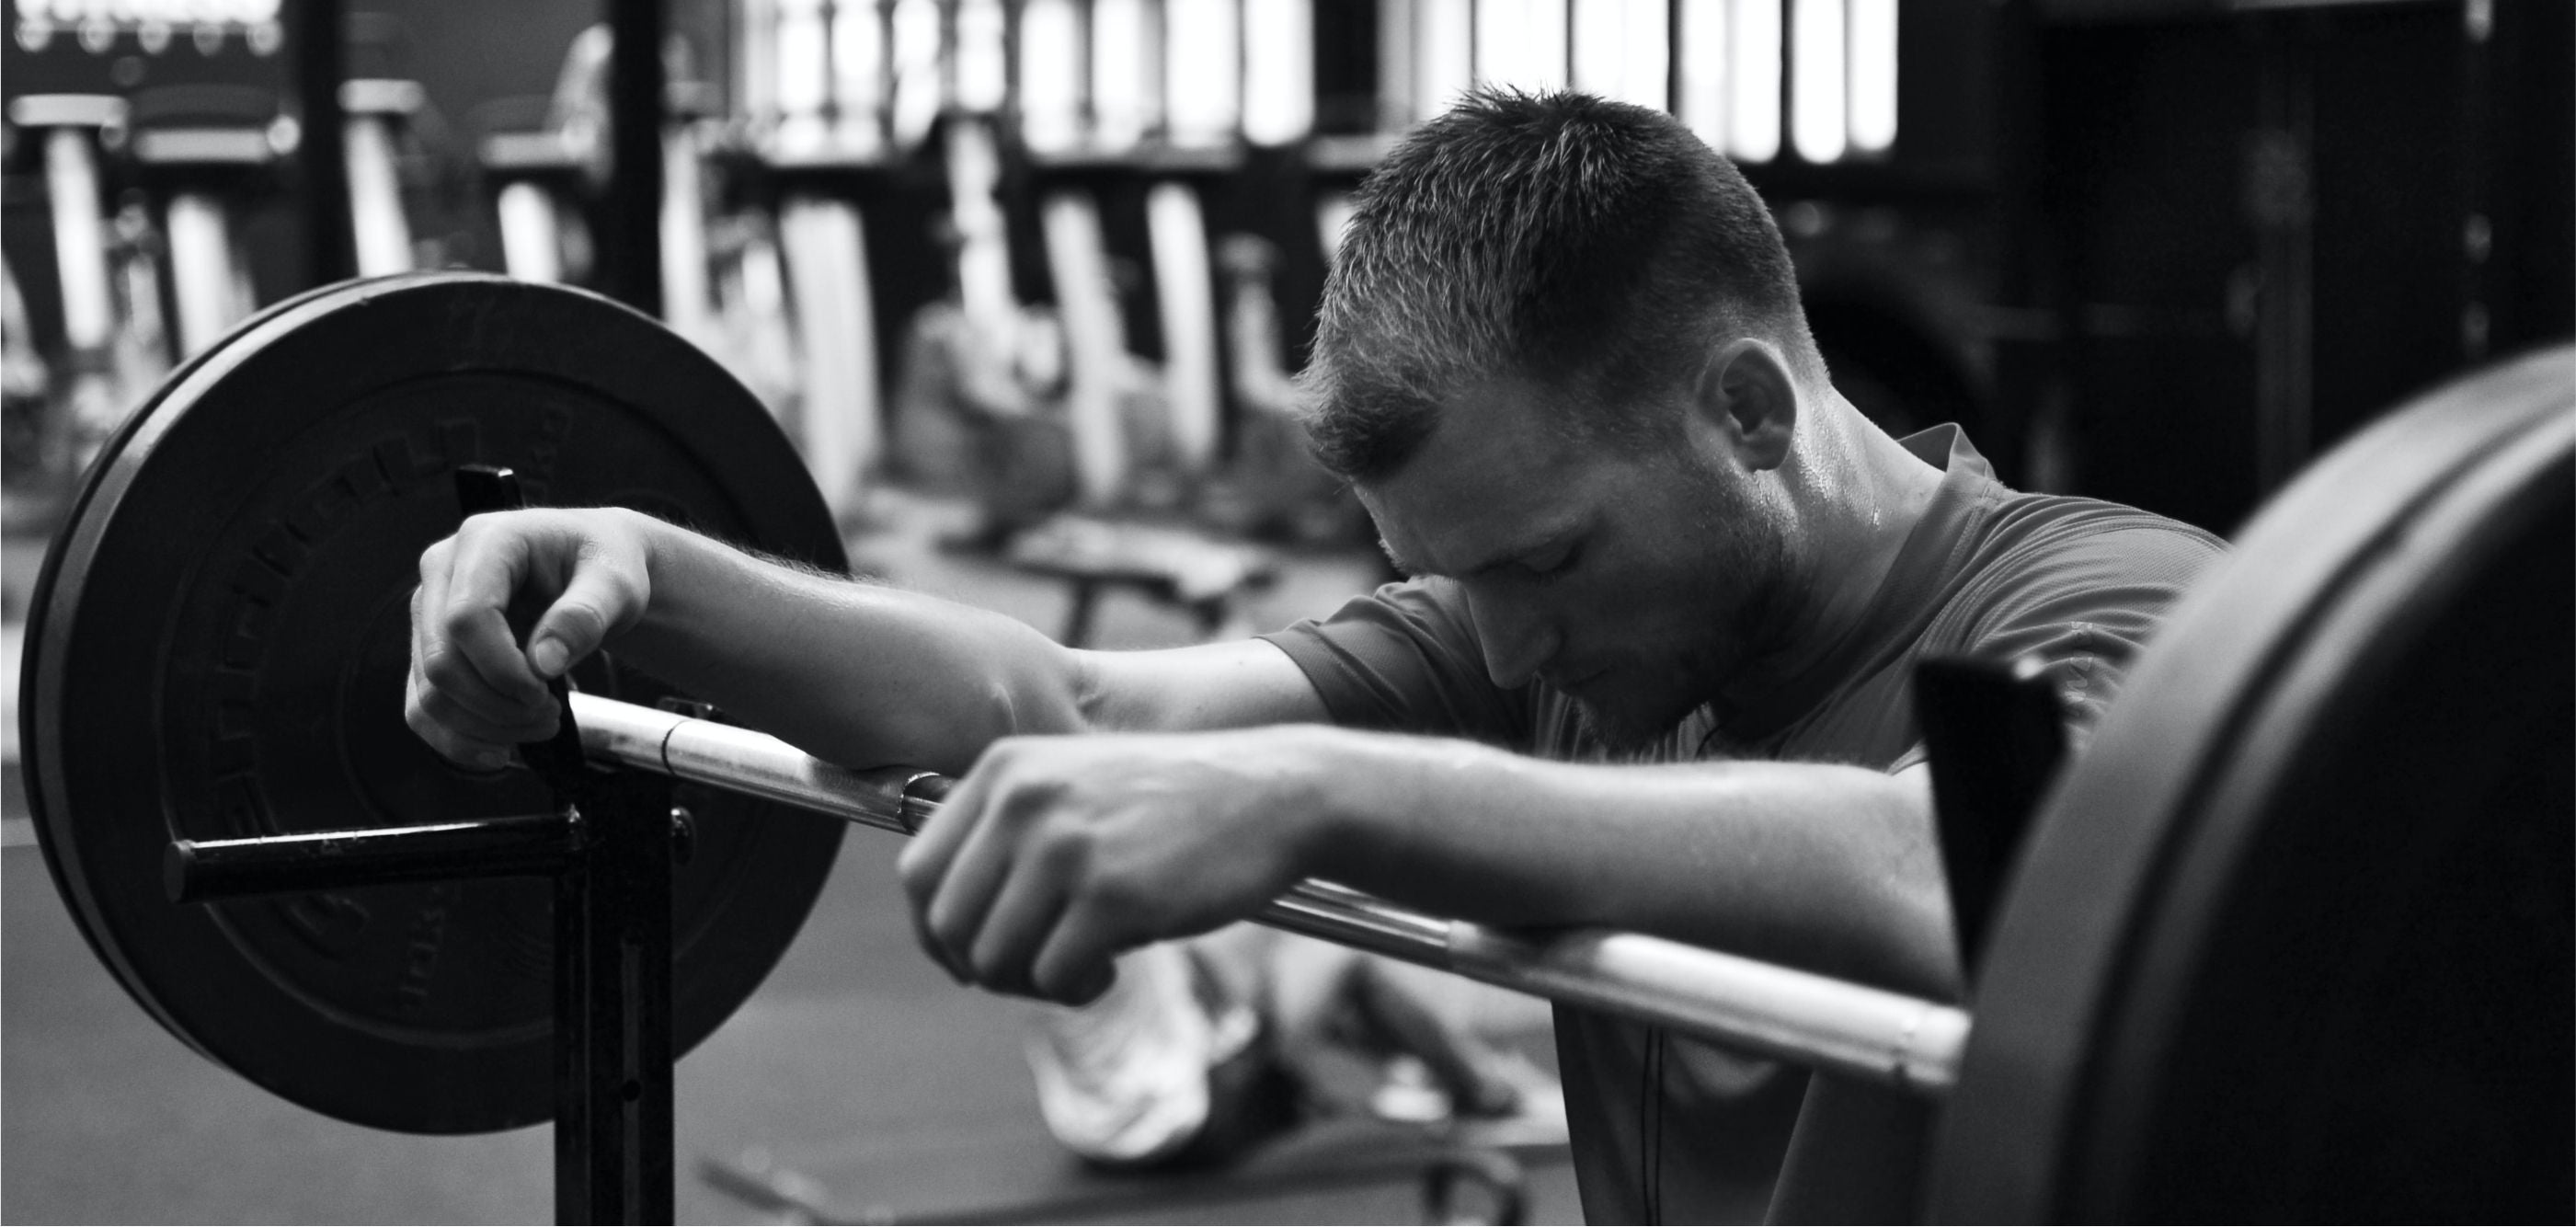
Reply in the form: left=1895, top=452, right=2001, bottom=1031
left=567, top=693, right=1972, bottom=1095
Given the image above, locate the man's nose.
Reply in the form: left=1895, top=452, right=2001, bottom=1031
left=1466, top=591, right=1558, bottom=690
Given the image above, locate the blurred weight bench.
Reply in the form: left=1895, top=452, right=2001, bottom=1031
left=1002, top=513, right=1279, bottom=648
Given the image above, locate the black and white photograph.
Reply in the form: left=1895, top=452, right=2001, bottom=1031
left=1, top=0, right=2568, bottom=1221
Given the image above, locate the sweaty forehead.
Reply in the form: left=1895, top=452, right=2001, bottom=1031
left=1359, top=379, right=1595, bottom=576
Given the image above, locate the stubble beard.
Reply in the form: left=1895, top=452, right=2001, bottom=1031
left=1576, top=435, right=1803, bottom=752
left=1573, top=469, right=1793, bottom=757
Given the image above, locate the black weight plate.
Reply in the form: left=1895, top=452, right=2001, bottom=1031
left=20, top=272, right=850, bottom=1134
left=1930, top=345, right=2575, bottom=1221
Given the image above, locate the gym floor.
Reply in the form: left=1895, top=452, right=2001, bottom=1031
left=0, top=491, right=1597, bottom=1226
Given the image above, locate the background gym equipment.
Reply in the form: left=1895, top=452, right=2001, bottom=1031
left=18, top=270, right=2570, bottom=1221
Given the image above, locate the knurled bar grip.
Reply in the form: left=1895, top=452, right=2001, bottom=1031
left=570, top=693, right=1972, bottom=1095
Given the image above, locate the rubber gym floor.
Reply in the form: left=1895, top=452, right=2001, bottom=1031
left=1, top=493, right=1611, bottom=1225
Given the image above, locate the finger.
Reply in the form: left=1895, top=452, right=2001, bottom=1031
left=410, top=667, right=560, bottom=746
left=967, top=855, right=1072, bottom=996
left=899, top=741, right=1011, bottom=891
left=524, top=545, right=645, bottom=680
left=1029, top=898, right=1127, bottom=1006
left=441, top=522, right=555, bottom=710
left=414, top=587, right=559, bottom=733
left=412, top=547, right=553, bottom=751
left=899, top=760, right=1003, bottom=982
left=919, top=786, right=1035, bottom=985
left=405, top=666, right=516, bottom=770
left=411, top=545, right=452, bottom=697
left=907, top=900, right=970, bottom=986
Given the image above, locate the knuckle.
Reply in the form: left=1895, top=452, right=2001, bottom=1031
left=1033, top=827, right=1093, bottom=877
left=438, top=605, right=484, bottom=644
left=994, top=776, right=1067, bottom=826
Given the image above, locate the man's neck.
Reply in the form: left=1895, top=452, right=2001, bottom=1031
left=1717, top=400, right=1951, bottom=710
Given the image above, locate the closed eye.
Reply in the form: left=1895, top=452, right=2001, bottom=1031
left=1524, top=543, right=1579, bottom=583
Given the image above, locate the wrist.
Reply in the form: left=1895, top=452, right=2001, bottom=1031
left=1292, top=726, right=1483, bottom=886
left=617, top=510, right=711, bottom=652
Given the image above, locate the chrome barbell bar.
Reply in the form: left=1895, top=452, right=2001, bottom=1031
left=570, top=693, right=1973, bottom=1095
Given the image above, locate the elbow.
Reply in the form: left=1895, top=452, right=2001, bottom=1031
left=1886, top=881, right=1970, bottom=1004
left=1854, top=767, right=1969, bottom=1003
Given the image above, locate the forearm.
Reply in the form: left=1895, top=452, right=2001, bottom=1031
left=611, top=515, right=1087, bottom=773
left=1302, top=730, right=1961, bottom=1001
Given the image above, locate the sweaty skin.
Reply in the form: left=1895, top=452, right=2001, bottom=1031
left=406, top=340, right=1958, bottom=1005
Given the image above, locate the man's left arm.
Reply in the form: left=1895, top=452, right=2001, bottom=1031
left=902, top=728, right=1957, bottom=1004
left=904, top=520, right=2225, bottom=1008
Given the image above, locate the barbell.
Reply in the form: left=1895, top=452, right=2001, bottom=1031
left=21, top=272, right=2570, bottom=1221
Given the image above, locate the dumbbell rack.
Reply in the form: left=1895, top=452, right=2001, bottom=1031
left=164, top=466, right=684, bottom=1224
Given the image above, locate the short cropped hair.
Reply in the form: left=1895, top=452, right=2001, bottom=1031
left=1299, top=88, right=1818, bottom=481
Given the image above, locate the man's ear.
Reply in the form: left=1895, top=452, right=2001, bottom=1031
left=1689, top=338, right=1799, bottom=472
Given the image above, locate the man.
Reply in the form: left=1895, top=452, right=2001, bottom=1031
left=408, top=90, right=2225, bottom=1221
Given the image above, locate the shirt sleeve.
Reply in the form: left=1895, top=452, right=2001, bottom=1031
left=1257, top=578, right=1534, bottom=750
left=1888, top=512, right=2229, bottom=774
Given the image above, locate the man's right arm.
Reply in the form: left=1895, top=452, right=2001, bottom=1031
left=406, top=508, right=1327, bottom=774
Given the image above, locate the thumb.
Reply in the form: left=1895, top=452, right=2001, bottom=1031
left=526, top=566, right=641, bottom=679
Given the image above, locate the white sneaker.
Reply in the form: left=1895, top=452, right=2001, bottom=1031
left=1024, top=943, right=1216, bottom=1164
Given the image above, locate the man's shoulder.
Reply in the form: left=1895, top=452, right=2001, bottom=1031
left=1971, top=487, right=2229, bottom=579
left=1926, top=487, right=2230, bottom=651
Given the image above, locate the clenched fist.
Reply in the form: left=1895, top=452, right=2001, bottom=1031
left=899, top=727, right=1355, bottom=1004
left=406, top=507, right=658, bottom=769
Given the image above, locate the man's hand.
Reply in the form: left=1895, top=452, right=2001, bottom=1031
left=898, top=728, right=1348, bottom=1004
left=406, top=507, right=658, bottom=769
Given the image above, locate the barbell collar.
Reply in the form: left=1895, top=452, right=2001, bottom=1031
left=567, top=693, right=1972, bottom=1095
left=166, top=811, right=578, bottom=904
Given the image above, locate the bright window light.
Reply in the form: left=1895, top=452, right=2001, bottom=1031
left=1019, top=0, right=1082, bottom=153
left=1727, top=0, right=1780, bottom=163
left=774, top=0, right=828, bottom=119
left=1627, top=0, right=1673, bottom=109
left=888, top=0, right=944, bottom=146
left=1092, top=0, right=1152, bottom=147
left=1573, top=0, right=1670, bottom=109
left=1791, top=0, right=1845, bottom=162
left=1677, top=0, right=1726, bottom=145
left=1848, top=0, right=1896, bottom=154
left=1241, top=0, right=1312, bottom=145
left=955, top=0, right=1008, bottom=113
left=1415, top=0, right=1475, bottom=120
left=828, top=0, right=884, bottom=121
left=1166, top=0, right=1242, bottom=146
left=1478, top=0, right=1568, bottom=94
